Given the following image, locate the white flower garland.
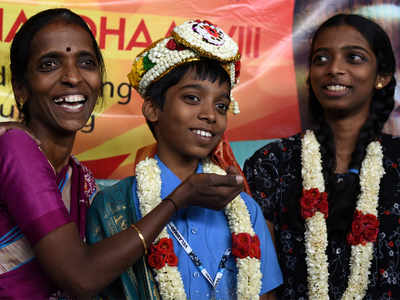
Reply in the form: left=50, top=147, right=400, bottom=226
left=301, top=130, right=384, bottom=300
left=136, top=157, right=262, bottom=300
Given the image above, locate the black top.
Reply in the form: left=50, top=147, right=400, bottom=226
left=244, top=133, right=400, bottom=300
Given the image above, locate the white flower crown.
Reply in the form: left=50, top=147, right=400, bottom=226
left=128, top=19, right=241, bottom=114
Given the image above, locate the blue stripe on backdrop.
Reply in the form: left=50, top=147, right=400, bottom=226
left=230, top=139, right=276, bottom=168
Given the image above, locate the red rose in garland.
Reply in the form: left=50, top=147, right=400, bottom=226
left=232, top=233, right=261, bottom=259
left=166, top=253, right=178, bottom=266
left=147, top=237, right=178, bottom=269
left=158, top=237, right=174, bottom=254
left=148, top=253, right=166, bottom=269
left=300, top=188, right=328, bottom=219
left=347, top=210, right=379, bottom=246
left=232, top=233, right=251, bottom=258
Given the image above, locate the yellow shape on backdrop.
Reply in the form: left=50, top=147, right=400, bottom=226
left=75, top=123, right=155, bottom=167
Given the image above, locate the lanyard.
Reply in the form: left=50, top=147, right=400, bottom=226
left=167, top=222, right=231, bottom=289
left=58, top=171, right=69, bottom=193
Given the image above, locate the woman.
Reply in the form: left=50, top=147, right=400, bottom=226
left=0, top=9, right=243, bottom=299
left=244, top=14, right=399, bottom=299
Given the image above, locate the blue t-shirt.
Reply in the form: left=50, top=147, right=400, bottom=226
left=133, top=157, right=282, bottom=299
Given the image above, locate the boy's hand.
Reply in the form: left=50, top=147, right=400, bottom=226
left=168, top=170, right=244, bottom=210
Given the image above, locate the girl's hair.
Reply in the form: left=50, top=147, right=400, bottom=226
left=308, top=14, right=396, bottom=176
left=144, top=59, right=231, bottom=137
left=10, top=8, right=105, bottom=122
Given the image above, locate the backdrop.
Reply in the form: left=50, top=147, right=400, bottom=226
left=0, top=0, right=399, bottom=178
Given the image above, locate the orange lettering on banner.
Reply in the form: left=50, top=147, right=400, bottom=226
left=228, top=25, right=260, bottom=58
left=228, top=26, right=236, bottom=38
left=99, top=16, right=126, bottom=50
left=0, top=8, right=3, bottom=41
left=81, top=15, right=97, bottom=38
left=254, top=27, right=260, bottom=58
left=5, top=10, right=27, bottom=42
left=125, top=19, right=152, bottom=50
left=246, top=26, right=252, bottom=57
left=164, top=21, right=176, bottom=37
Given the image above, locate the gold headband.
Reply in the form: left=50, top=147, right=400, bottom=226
left=128, top=19, right=241, bottom=114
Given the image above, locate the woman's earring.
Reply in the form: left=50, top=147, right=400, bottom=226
left=376, top=82, right=383, bottom=89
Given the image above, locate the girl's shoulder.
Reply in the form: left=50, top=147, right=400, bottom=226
left=381, top=133, right=400, bottom=158
left=246, top=133, right=302, bottom=163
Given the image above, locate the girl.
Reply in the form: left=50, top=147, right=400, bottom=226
left=245, top=14, right=399, bottom=299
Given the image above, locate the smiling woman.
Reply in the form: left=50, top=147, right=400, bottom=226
left=0, top=9, right=255, bottom=300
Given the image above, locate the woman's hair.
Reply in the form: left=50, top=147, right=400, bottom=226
left=308, top=13, right=396, bottom=175
left=10, top=8, right=105, bottom=122
left=144, top=59, right=231, bottom=137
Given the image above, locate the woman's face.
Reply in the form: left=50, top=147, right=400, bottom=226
left=17, top=20, right=101, bottom=134
left=309, top=25, right=380, bottom=118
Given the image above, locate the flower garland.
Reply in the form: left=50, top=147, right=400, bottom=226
left=301, top=130, right=384, bottom=299
left=136, top=157, right=262, bottom=300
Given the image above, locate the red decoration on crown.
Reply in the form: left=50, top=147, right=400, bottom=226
left=166, top=39, right=185, bottom=51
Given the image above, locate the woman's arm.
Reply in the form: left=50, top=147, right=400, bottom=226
left=35, top=171, right=244, bottom=296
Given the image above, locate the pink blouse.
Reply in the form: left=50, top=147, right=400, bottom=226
left=0, top=129, right=71, bottom=299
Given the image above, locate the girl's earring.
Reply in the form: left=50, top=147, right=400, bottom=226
left=376, top=82, right=383, bottom=89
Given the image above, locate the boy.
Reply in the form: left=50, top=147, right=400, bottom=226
left=87, top=19, right=282, bottom=299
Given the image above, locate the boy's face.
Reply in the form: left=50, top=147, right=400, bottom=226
left=151, top=69, right=230, bottom=164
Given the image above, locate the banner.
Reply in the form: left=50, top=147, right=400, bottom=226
left=1, top=0, right=399, bottom=179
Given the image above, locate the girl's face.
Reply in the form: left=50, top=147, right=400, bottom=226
left=16, top=20, right=101, bottom=134
left=309, top=25, right=382, bottom=118
left=147, top=68, right=230, bottom=166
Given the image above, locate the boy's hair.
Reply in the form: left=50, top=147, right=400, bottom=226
left=144, top=59, right=231, bottom=137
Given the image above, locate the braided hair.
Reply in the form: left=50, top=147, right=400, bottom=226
left=308, top=14, right=395, bottom=178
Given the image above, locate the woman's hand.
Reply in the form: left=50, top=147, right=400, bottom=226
left=168, top=166, right=244, bottom=210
